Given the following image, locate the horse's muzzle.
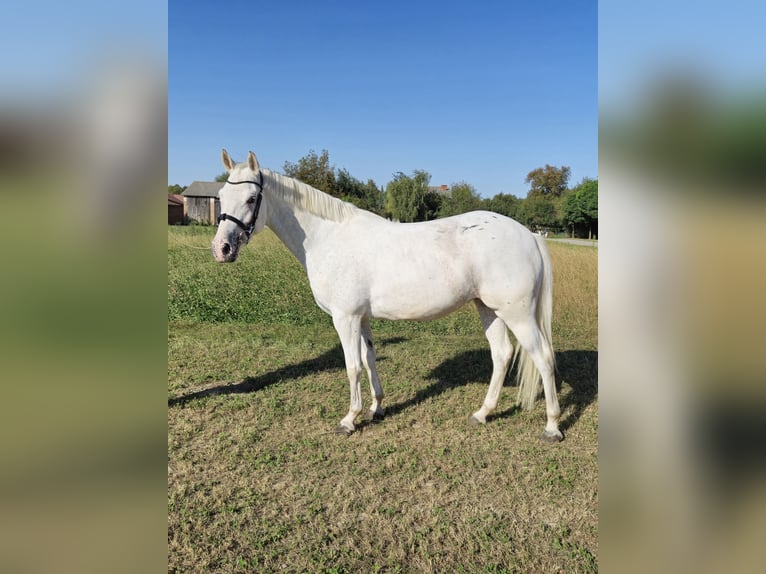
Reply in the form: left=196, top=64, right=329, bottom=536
left=211, top=238, right=239, bottom=262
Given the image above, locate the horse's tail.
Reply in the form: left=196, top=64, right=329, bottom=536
left=515, top=235, right=555, bottom=410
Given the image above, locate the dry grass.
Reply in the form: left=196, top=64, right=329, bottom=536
left=549, top=242, right=599, bottom=351
left=168, top=228, right=597, bottom=573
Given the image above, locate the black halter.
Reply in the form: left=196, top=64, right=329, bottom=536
left=217, top=173, right=264, bottom=237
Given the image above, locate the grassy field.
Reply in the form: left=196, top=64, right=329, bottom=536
left=168, top=226, right=597, bottom=573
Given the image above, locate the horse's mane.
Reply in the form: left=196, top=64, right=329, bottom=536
left=263, top=169, right=359, bottom=222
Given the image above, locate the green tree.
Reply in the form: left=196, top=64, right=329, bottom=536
left=518, top=164, right=572, bottom=232
left=422, top=189, right=443, bottom=221
left=384, top=170, right=432, bottom=222
left=214, top=172, right=228, bottom=182
left=517, top=195, right=558, bottom=230
left=562, top=178, right=598, bottom=238
left=525, top=164, right=571, bottom=198
left=168, top=184, right=186, bottom=194
left=283, top=149, right=337, bottom=196
left=336, top=168, right=384, bottom=214
left=438, top=181, right=481, bottom=217
left=483, top=192, right=521, bottom=219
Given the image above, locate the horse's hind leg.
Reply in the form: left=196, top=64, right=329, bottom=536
left=501, top=314, right=562, bottom=442
left=360, top=317, right=385, bottom=423
left=470, top=301, right=514, bottom=425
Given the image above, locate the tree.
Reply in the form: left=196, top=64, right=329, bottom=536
left=562, top=178, right=598, bottom=238
left=283, top=149, right=337, bottom=196
left=517, top=164, right=572, bottom=232
left=363, top=179, right=385, bottom=215
left=168, top=184, right=186, bottom=194
left=336, top=168, right=384, bottom=214
left=214, top=172, right=228, bottom=182
left=438, top=182, right=481, bottom=217
left=384, top=170, right=432, bottom=222
left=483, top=192, right=521, bottom=219
left=517, top=195, right=558, bottom=230
left=422, top=189, right=443, bottom=221
left=525, top=164, right=571, bottom=198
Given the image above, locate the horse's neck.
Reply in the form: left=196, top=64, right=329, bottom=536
left=263, top=189, right=324, bottom=270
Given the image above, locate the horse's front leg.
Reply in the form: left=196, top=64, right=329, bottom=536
left=360, top=317, right=385, bottom=423
left=332, top=313, right=363, bottom=435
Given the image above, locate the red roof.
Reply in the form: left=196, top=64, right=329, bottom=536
left=168, top=194, right=184, bottom=206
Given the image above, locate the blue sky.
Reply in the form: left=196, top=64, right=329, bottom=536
left=169, top=0, right=596, bottom=198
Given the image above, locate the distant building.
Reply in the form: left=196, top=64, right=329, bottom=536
left=182, top=181, right=223, bottom=224
left=168, top=194, right=185, bottom=225
left=428, top=185, right=450, bottom=196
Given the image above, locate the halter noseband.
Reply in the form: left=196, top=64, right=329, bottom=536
left=217, top=173, right=264, bottom=237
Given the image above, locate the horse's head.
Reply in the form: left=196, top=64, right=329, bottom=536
left=211, top=149, right=267, bottom=262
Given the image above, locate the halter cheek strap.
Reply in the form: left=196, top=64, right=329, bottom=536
left=217, top=174, right=264, bottom=237
left=217, top=211, right=257, bottom=236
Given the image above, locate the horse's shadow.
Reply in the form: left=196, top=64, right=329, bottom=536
left=385, top=348, right=597, bottom=431
left=551, top=350, right=598, bottom=431
left=167, top=337, right=406, bottom=408
left=169, top=339, right=597, bottom=433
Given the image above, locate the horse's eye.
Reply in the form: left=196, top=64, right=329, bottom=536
left=246, top=197, right=256, bottom=204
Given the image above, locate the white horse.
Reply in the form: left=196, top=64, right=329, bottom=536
left=211, top=150, right=562, bottom=441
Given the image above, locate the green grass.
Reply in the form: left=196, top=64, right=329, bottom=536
left=168, top=226, right=597, bottom=573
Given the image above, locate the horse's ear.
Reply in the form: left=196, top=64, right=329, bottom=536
left=248, top=151, right=260, bottom=172
left=221, top=148, right=236, bottom=171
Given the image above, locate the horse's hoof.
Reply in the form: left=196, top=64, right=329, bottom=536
left=334, top=424, right=354, bottom=436
left=362, top=410, right=385, bottom=423
left=541, top=430, right=564, bottom=443
left=468, top=415, right=484, bottom=427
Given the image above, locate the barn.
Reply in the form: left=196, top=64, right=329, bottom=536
left=182, top=181, right=223, bottom=225
left=168, top=194, right=185, bottom=225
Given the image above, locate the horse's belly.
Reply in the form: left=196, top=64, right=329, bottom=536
left=370, top=300, right=468, bottom=321
left=368, top=274, right=474, bottom=321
